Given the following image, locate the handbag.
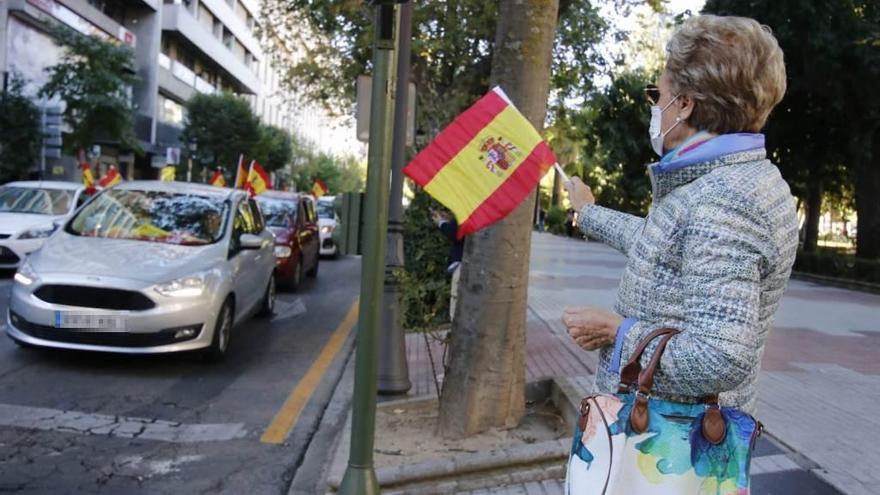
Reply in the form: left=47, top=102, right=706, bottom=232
left=564, top=328, right=763, bottom=495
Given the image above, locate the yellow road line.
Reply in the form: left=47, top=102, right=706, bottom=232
left=260, top=301, right=358, bottom=444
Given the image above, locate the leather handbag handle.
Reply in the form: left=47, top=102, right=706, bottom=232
left=629, top=331, right=677, bottom=433
left=618, top=328, right=681, bottom=392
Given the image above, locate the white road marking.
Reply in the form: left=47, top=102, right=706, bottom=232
left=0, top=403, right=247, bottom=443
left=115, top=454, right=204, bottom=478
left=750, top=454, right=802, bottom=475
left=273, top=297, right=307, bottom=322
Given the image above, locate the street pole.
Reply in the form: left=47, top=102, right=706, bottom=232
left=338, top=2, right=398, bottom=494
left=377, top=0, right=412, bottom=395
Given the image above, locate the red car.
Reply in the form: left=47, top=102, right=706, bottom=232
left=255, top=192, right=320, bottom=290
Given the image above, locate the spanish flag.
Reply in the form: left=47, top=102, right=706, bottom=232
left=245, top=161, right=271, bottom=196
left=312, top=179, right=328, bottom=198
left=80, top=163, right=96, bottom=193
left=233, top=155, right=248, bottom=189
left=403, top=88, right=556, bottom=239
left=98, top=165, right=122, bottom=188
left=209, top=169, right=226, bottom=187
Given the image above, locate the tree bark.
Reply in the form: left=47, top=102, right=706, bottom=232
left=437, top=0, right=560, bottom=439
left=855, top=128, right=880, bottom=259
left=802, top=180, right=822, bottom=253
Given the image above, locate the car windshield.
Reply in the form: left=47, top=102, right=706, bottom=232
left=317, top=202, right=334, bottom=219
left=256, top=197, right=297, bottom=228
left=66, top=189, right=228, bottom=245
left=0, top=186, right=74, bottom=215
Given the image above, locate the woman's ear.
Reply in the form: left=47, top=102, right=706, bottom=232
left=677, top=94, right=695, bottom=121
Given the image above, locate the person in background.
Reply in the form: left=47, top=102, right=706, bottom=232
left=432, top=208, right=464, bottom=320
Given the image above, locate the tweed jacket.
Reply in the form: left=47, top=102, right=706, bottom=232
left=578, top=143, right=799, bottom=414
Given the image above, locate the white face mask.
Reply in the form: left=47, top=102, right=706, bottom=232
left=649, top=95, right=681, bottom=156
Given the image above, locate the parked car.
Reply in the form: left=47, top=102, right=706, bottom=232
left=0, top=181, right=98, bottom=269
left=255, top=191, right=319, bottom=290
left=6, top=181, right=275, bottom=361
left=316, top=196, right=339, bottom=257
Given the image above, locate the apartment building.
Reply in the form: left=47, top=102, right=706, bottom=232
left=0, top=0, right=333, bottom=180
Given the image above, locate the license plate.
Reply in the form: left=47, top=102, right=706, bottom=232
left=54, top=312, right=126, bottom=331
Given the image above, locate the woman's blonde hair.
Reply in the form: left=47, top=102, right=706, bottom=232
left=666, top=15, right=786, bottom=133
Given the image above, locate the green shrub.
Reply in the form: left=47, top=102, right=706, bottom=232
left=793, top=249, right=880, bottom=284
left=546, top=206, right=567, bottom=235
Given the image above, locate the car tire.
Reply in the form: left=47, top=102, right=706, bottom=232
left=289, top=256, right=303, bottom=292
left=203, top=298, right=234, bottom=363
left=307, top=251, right=319, bottom=278
left=258, top=274, right=276, bottom=317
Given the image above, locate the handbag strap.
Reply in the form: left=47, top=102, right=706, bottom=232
left=617, top=327, right=680, bottom=392
left=629, top=331, right=677, bottom=433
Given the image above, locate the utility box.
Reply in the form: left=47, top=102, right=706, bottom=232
left=337, top=192, right=364, bottom=256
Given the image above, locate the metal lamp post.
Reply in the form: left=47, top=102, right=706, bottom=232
left=338, top=1, right=401, bottom=493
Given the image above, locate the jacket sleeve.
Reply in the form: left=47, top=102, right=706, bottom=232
left=577, top=204, right=645, bottom=256
left=616, top=195, right=769, bottom=397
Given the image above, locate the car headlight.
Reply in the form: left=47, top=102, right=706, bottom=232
left=155, top=273, right=207, bottom=297
left=320, top=225, right=335, bottom=234
left=14, top=261, right=37, bottom=286
left=18, top=226, right=56, bottom=239
left=274, top=245, right=292, bottom=258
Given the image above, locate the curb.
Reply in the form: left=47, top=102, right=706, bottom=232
left=790, top=271, right=880, bottom=295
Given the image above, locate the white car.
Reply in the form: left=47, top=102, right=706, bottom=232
left=0, top=181, right=97, bottom=269
left=317, top=196, right=338, bottom=257
left=6, top=181, right=276, bottom=361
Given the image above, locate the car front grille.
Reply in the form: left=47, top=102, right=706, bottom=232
left=0, top=246, right=20, bottom=264
left=33, top=285, right=156, bottom=311
left=9, top=311, right=202, bottom=348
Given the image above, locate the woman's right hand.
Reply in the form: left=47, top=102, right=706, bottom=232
left=564, top=177, right=595, bottom=211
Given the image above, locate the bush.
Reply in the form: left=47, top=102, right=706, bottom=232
left=793, top=249, right=880, bottom=284
left=545, top=206, right=568, bottom=235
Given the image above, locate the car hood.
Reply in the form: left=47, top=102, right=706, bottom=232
left=318, top=218, right=336, bottom=228
left=29, top=232, right=225, bottom=283
left=0, top=212, right=63, bottom=237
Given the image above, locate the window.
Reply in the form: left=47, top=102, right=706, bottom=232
left=158, top=95, right=185, bottom=125
left=0, top=187, right=74, bottom=215
left=255, top=197, right=297, bottom=228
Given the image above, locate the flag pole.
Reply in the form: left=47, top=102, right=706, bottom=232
left=233, top=154, right=244, bottom=189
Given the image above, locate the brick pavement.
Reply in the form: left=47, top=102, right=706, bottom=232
left=403, top=232, right=875, bottom=494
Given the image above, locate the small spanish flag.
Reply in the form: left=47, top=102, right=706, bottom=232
left=234, top=155, right=248, bottom=189
left=80, top=163, right=96, bottom=193
left=160, top=166, right=176, bottom=182
left=209, top=169, right=226, bottom=187
left=403, top=87, right=556, bottom=239
left=245, top=161, right=271, bottom=196
left=312, top=179, right=328, bottom=198
left=98, top=165, right=122, bottom=188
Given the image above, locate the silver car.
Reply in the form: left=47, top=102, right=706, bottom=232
left=6, top=181, right=276, bottom=361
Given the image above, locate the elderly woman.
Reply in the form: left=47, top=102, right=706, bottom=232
left=563, top=14, right=798, bottom=415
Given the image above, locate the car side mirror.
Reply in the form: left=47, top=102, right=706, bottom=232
left=239, top=233, right=264, bottom=250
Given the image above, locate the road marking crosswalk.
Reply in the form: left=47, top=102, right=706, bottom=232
left=260, top=300, right=358, bottom=444
left=0, top=403, right=247, bottom=443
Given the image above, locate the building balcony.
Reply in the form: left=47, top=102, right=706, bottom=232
left=160, top=3, right=259, bottom=94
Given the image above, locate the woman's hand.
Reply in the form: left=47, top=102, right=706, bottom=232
left=562, top=307, right=623, bottom=351
left=564, top=177, right=595, bottom=212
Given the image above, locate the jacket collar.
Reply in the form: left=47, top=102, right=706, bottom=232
left=648, top=133, right=766, bottom=200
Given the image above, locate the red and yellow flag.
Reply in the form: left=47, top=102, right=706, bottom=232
left=245, top=161, right=271, bottom=196
left=403, top=88, right=556, bottom=239
left=98, top=165, right=122, bottom=188
left=80, top=163, right=96, bottom=193
left=234, top=155, right=248, bottom=189
left=209, top=169, right=226, bottom=187
left=312, top=179, right=328, bottom=198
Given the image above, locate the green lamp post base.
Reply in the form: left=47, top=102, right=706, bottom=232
left=338, top=464, right=380, bottom=495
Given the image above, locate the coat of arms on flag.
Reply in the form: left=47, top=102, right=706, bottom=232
left=403, top=87, right=557, bottom=239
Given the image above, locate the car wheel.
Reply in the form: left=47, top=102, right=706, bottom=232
left=259, top=274, right=276, bottom=317
left=290, top=257, right=303, bottom=292
left=306, top=251, right=319, bottom=278
left=203, top=298, right=233, bottom=363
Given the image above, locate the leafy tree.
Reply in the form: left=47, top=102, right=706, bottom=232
left=702, top=0, right=879, bottom=256
left=39, top=25, right=139, bottom=154
left=254, top=124, right=293, bottom=172
left=181, top=92, right=261, bottom=171
left=0, top=74, right=41, bottom=182
left=573, top=69, right=656, bottom=215
left=291, top=152, right=364, bottom=194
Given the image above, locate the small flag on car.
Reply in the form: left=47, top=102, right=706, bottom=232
left=160, top=166, right=176, bottom=182
left=403, top=87, right=557, bottom=239
left=80, top=163, right=96, bottom=193
left=209, top=169, right=226, bottom=187
left=98, top=165, right=122, bottom=188
left=245, top=161, right=271, bottom=196
left=312, top=179, right=328, bottom=198
left=234, top=155, right=248, bottom=189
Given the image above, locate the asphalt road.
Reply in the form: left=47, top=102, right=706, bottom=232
left=0, top=256, right=360, bottom=494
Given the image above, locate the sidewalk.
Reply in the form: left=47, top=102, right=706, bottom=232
left=404, top=232, right=879, bottom=495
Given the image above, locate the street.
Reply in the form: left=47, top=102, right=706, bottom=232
left=0, top=257, right=360, bottom=494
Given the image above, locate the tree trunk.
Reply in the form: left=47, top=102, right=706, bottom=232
left=855, top=128, right=880, bottom=259
left=802, top=180, right=822, bottom=253
left=437, top=0, right=559, bottom=439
